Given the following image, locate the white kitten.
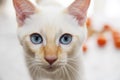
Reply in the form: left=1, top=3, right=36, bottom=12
left=13, top=0, right=90, bottom=80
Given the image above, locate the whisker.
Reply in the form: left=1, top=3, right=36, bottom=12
left=66, top=64, right=80, bottom=79
left=67, top=57, right=80, bottom=61
left=66, top=66, right=76, bottom=80
left=63, top=66, right=71, bottom=80
left=32, top=66, right=38, bottom=77
left=67, top=62, right=79, bottom=67
left=29, top=63, right=41, bottom=77
left=60, top=67, right=66, bottom=78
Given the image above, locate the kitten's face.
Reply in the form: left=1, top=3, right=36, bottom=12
left=18, top=11, right=87, bottom=71
left=13, top=0, right=90, bottom=72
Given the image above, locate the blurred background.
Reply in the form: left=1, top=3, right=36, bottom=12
left=0, top=0, right=120, bottom=80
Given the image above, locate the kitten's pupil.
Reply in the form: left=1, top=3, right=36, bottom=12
left=30, top=33, right=43, bottom=44
left=34, top=36, right=39, bottom=41
left=64, top=36, right=69, bottom=41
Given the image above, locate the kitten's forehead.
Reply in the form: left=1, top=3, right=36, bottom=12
left=24, top=7, right=81, bottom=32
left=41, top=24, right=62, bottom=42
left=18, top=6, right=86, bottom=42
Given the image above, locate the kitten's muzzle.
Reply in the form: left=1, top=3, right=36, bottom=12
left=43, top=44, right=60, bottom=65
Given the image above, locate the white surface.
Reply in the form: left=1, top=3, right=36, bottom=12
left=84, top=34, right=120, bottom=80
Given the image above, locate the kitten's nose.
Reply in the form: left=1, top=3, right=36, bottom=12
left=45, top=56, right=57, bottom=65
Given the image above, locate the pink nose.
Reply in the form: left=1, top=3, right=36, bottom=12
left=45, top=56, right=57, bottom=65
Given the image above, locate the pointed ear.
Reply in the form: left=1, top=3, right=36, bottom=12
left=13, top=0, right=36, bottom=26
left=68, top=0, right=90, bottom=26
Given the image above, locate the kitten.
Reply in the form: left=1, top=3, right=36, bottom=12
left=13, top=0, right=90, bottom=80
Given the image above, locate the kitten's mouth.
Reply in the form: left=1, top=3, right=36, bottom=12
left=42, top=65, right=59, bottom=72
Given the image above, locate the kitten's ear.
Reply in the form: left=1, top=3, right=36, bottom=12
left=68, top=0, right=90, bottom=26
left=13, top=0, right=36, bottom=26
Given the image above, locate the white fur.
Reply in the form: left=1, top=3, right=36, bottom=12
left=17, top=1, right=87, bottom=80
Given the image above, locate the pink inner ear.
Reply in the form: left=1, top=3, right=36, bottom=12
left=68, top=0, right=90, bottom=26
left=13, top=0, right=35, bottom=26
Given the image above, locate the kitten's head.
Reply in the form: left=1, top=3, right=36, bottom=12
left=13, top=0, right=90, bottom=72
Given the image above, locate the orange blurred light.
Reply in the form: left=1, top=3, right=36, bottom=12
left=97, top=34, right=107, bottom=47
left=82, top=44, right=88, bottom=53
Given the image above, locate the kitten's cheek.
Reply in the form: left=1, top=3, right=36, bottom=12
left=60, top=45, right=73, bottom=53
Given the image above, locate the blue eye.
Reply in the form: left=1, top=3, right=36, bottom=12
left=59, top=34, right=72, bottom=45
left=30, top=33, right=43, bottom=44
